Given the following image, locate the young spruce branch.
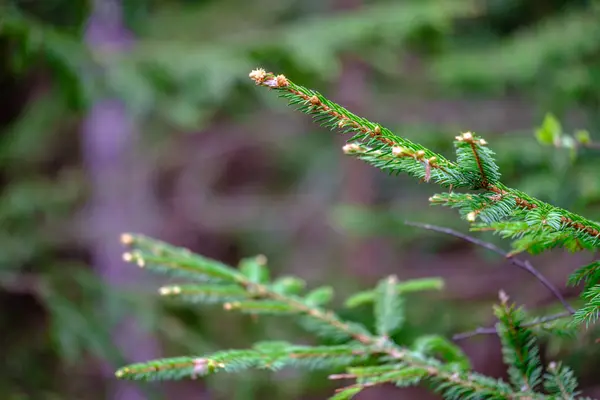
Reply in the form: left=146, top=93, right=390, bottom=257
left=115, top=234, right=559, bottom=399
left=248, top=69, right=600, bottom=255
left=111, top=70, right=600, bottom=399
left=248, top=68, right=599, bottom=328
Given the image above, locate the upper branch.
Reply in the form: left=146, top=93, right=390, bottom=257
left=249, top=68, right=600, bottom=252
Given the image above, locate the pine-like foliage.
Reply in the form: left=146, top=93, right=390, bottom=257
left=113, top=71, right=600, bottom=398
left=245, top=69, right=600, bottom=328
left=116, top=234, right=588, bottom=399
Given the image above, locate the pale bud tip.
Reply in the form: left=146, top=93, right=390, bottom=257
left=499, top=289, right=509, bottom=304
left=466, top=211, right=476, bottom=222
left=249, top=68, right=267, bottom=84
left=256, top=254, right=267, bottom=265
left=120, top=233, right=134, bottom=245
left=392, top=146, right=404, bottom=156
left=462, top=131, right=473, bottom=140
left=159, top=287, right=171, bottom=295
left=342, top=143, right=361, bottom=154
left=159, top=286, right=181, bottom=295
left=122, top=252, right=133, bottom=262
left=275, top=74, right=289, bottom=87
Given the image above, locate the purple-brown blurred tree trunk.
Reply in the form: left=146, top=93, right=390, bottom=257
left=83, top=1, right=161, bottom=399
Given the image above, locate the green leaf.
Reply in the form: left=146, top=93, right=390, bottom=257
left=239, top=255, right=270, bottom=284
left=574, top=129, right=590, bottom=145
left=374, top=275, right=404, bottom=336
left=305, top=286, right=334, bottom=306
left=535, top=113, right=562, bottom=145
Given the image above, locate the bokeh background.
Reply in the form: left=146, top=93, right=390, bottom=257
left=1, top=0, right=600, bottom=399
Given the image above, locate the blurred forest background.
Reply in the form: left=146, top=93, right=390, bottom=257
left=1, top=0, right=600, bottom=399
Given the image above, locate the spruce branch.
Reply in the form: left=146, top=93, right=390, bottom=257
left=543, top=361, right=580, bottom=399
left=116, top=234, right=532, bottom=399
left=572, top=285, right=600, bottom=328
left=405, top=221, right=575, bottom=314
left=568, top=260, right=600, bottom=289
left=249, top=69, right=600, bottom=255
left=494, top=291, right=543, bottom=393
left=110, top=68, right=600, bottom=399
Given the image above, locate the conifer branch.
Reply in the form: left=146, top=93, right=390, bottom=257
left=249, top=69, right=600, bottom=255
left=494, top=291, right=542, bottom=393
left=116, top=234, right=537, bottom=399
left=110, top=68, right=599, bottom=399
left=543, top=361, right=580, bottom=399
left=405, top=221, right=575, bottom=314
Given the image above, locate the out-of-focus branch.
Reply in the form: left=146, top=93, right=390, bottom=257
left=405, top=221, right=575, bottom=314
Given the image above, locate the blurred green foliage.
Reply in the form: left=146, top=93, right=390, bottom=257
left=1, top=0, right=599, bottom=398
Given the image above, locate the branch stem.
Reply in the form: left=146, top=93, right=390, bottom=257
left=452, top=311, right=571, bottom=341
left=405, top=221, right=575, bottom=314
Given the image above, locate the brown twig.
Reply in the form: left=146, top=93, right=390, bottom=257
left=452, top=311, right=572, bottom=341
left=583, top=142, right=600, bottom=150
left=404, top=221, right=575, bottom=315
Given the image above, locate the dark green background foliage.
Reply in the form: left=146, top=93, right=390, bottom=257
left=0, top=0, right=599, bottom=399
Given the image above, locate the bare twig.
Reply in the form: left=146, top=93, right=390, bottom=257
left=405, top=221, right=575, bottom=314
left=583, top=142, right=600, bottom=150
left=452, top=311, right=572, bottom=341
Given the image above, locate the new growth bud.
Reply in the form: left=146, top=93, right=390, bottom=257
left=159, top=286, right=182, bottom=296
left=392, top=146, right=405, bottom=157
left=343, top=143, right=362, bottom=154
left=249, top=68, right=267, bottom=84
left=256, top=254, right=267, bottom=265
left=466, top=211, right=476, bottom=222
left=120, top=233, right=134, bottom=245
left=275, top=74, right=289, bottom=87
